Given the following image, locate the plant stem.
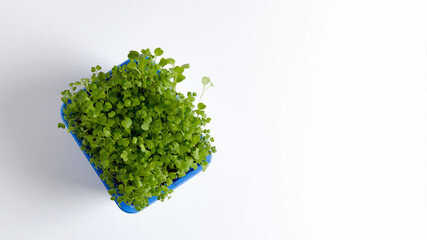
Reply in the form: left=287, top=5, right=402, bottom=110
left=199, top=85, right=206, bottom=101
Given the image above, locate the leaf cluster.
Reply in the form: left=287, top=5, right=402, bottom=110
left=59, top=48, right=216, bottom=210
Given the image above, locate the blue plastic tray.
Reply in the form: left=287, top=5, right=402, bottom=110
left=60, top=59, right=211, bottom=213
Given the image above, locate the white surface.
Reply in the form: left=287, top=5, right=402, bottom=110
left=1, top=0, right=427, bottom=239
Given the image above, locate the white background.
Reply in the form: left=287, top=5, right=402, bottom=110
left=1, top=0, right=427, bottom=239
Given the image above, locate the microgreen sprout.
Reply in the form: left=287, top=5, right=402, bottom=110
left=199, top=76, right=214, bottom=101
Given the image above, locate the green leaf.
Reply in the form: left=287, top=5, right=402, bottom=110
left=158, top=58, right=167, bottom=67
left=57, top=123, right=66, bottom=129
left=108, top=111, right=116, bottom=118
left=135, top=177, right=142, bottom=187
left=166, top=178, right=173, bottom=186
left=145, top=139, right=154, bottom=149
left=192, top=148, right=200, bottom=160
left=141, top=122, right=149, bottom=131
left=120, top=150, right=129, bottom=161
left=202, top=76, right=210, bottom=85
left=154, top=48, right=164, bottom=56
left=121, top=117, right=132, bottom=129
left=154, top=106, right=162, bottom=114
left=141, top=118, right=151, bottom=131
left=128, top=50, right=139, bottom=60
left=181, top=64, right=190, bottom=69
left=108, top=189, right=117, bottom=195
left=139, top=143, right=146, bottom=152
left=197, top=103, right=206, bottom=110
left=176, top=74, right=185, bottom=83
left=103, top=129, right=111, bottom=137
left=192, top=135, right=199, bottom=145
left=166, top=58, right=175, bottom=66
left=118, top=138, right=129, bottom=146
left=127, top=61, right=137, bottom=69
left=201, top=160, right=209, bottom=171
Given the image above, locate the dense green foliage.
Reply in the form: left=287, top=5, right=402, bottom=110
left=59, top=48, right=215, bottom=211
